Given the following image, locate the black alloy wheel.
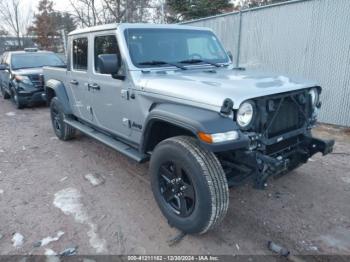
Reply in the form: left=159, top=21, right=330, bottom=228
left=51, top=101, right=63, bottom=137
left=150, top=136, right=229, bottom=234
left=11, top=88, right=24, bottom=109
left=50, top=97, right=76, bottom=141
left=158, top=161, right=196, bottom=217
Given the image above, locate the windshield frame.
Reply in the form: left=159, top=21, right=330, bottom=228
left=10, top=52, right=66, bottom=70
left=123, top=28, right=231, bottom=70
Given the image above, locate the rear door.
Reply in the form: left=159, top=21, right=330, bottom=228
left=88, top=32, right=132, bottom=139
left=68, top=35, right=93, bottom=122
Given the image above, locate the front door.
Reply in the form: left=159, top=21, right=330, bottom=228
left=88, top=32, right=132, bottom=139
left=68, top=36, right=94, bottom=122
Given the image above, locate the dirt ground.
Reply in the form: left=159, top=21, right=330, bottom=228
left=0, top=99, right=349, bottom=257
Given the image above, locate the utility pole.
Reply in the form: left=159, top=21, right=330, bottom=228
left=161, top=0, right=165, bottom=23
left=60, top=29, right=67, bottom=57
left=125, top=0, right=128, bottom=22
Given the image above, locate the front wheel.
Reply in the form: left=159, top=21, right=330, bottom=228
left=11, top=88, right=24, bottom=109
left=150, top=136, right=229, bottom=234
left=50, top=97, right=76, bottom=141
left=1, top=85, right=10, bottom=99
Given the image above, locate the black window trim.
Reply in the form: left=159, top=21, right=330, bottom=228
left=72, top=36, right=89, bottom=72
left=93, top=34, right=120, bottom=76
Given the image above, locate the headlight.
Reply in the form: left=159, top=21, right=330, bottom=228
left=198, top=131, right=239, bottom=144
left=15, top=75, right=32, bottom=85
left=237, top=101, right=254, bottom=128
left=309, top=88, right=319, bottom=107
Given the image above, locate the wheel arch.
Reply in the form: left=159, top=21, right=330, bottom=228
left=141, top=118, right=196, bottom=153
left=140, top=103, right=241, bottom=153
left=45, top=79, right=72, bottom=114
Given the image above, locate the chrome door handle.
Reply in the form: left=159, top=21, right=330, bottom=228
left=70, top=79, right=79, bottom=85
left=88, top=83, right=100, bottom=91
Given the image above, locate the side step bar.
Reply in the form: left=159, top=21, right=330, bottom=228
left=64, top=118, right=149, bottom=163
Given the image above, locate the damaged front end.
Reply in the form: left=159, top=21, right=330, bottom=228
left=219, top=88, right=335, bottom=189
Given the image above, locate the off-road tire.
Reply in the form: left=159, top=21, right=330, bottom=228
left=50, top=97, right=76, bottom=141
left=1, top=85, right=10, bottom=99
left=150, top=136, right=229, bottom=234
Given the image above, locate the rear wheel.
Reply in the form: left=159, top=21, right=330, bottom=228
left=50, top=97, right=76, bottom=141
left=150, top=136, right=229, bottom=234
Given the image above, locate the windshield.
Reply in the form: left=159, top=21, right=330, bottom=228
left=11, top=53, right=65, bottom=70
left=124, top=28, right=229, bottom=68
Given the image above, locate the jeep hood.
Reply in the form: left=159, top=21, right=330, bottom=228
left=12, top=67, right=43, bottom=76
left=141, top=68, right=316, bottom=109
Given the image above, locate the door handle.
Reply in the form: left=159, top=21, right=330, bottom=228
left=88, top=83, right=100, bottom=91
left=70, top=79, right=79, bottom=85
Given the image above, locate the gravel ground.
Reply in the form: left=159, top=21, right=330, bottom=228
left=0, top=99, right=349, bottom=257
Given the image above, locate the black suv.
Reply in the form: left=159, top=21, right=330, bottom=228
left=0, top=49, right=65, bottom=108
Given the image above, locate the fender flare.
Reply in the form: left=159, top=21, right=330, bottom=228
left=45, top=79, right=72, bottom=114
left=141, top=103, right=249, bottom=153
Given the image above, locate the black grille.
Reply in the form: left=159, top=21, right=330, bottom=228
left=261, top=93, right=310, bottom=139
left=28, top=74, right=44, bottom=89
left=267, top=98, right=301, bottom=138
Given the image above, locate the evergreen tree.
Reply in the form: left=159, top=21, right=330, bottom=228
left=28, top=0, right=76, bottom=51
left=166, top=0, right=233, bottom=22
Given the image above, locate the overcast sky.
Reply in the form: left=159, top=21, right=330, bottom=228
left=28, top=0, right=75, bottom=13
left=27, top=0, right=239, bottom=13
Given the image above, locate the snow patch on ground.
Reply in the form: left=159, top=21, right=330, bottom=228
left=59, top=177, right=68, bottom=182
left=317, top=227, right=350, bottom=252
left=84, top=174, right=104, bottom=186
left=53, top=188, right=107, bottom=253
left=5, top=112, right=16, bottom=117
left=40, top=231, right=65, bottom=247
left=12, top=233, right=24, bottom=247
left=45, top=249, right=60, bottom=262
left=0, top=189, right=4, bottom=194
left=341, top=177, right=350, bottom=184
left=45, top=248, right=57, bottom=255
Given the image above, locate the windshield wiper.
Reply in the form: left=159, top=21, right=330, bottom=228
left=138, top=60, right=187, bottom=70
left=12, top=66, right=36, bottom=70
left=178, top=59, right=221, bottom=68
left=50, top=65, right=67, bottom=68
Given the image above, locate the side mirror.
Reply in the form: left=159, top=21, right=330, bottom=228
left=227, top=51, right=233, bottom=61
left=97, top=54, right=119, bottom=73
left=0, top=64, right=8, bottom=70
left=97, top=54, right=125, bottom=80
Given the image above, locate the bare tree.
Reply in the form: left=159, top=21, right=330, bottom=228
left=0, top=26, right=9, bottom=37
left=69, top=0, right=152, bottom=27
left=69, top=0, right=102, bottom=27
left=0, top=0, right=32, bottom=48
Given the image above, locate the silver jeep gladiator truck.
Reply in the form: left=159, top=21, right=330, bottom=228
left=44, top=23, right=334, bottom=234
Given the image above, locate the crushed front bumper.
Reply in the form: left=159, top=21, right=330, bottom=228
left=18, top=90, right=46, bottom=105
left=221, top=135, right=335, bottom=189
left=253, top=137, right=334, bottom=189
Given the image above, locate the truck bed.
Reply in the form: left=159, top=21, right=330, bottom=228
left=43, top=66, right=68, bottom=85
